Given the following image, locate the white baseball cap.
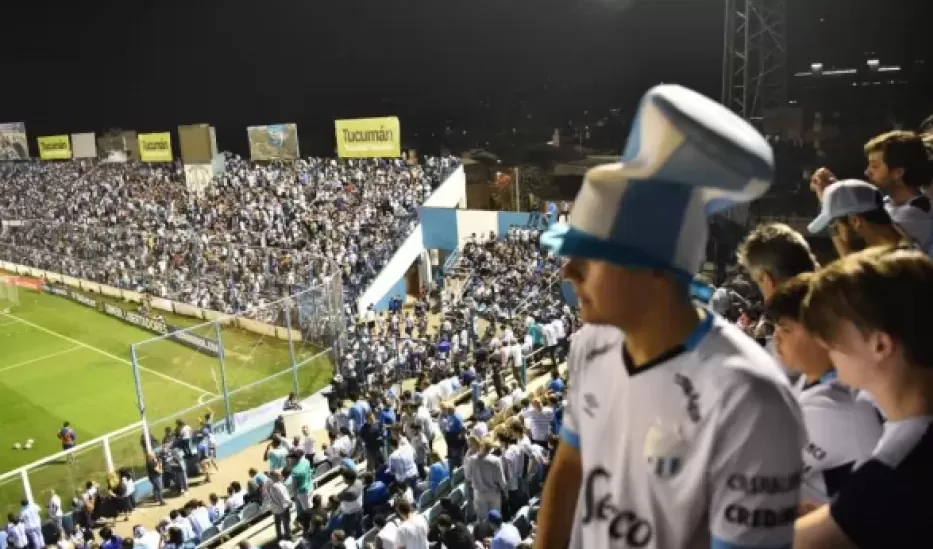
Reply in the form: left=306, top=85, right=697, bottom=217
left=807, top=179, right=886, bottom=233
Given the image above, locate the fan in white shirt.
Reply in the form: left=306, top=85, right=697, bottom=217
left=393, top=500, right=429, bottom=549
left=765, top=273, right=882, bottom=506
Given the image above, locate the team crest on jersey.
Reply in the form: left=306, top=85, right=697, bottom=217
left=644, top=421, right=688, bottom=479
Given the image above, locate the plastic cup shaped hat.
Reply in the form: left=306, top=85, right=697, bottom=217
left=541, top=84, right=774, bottom=293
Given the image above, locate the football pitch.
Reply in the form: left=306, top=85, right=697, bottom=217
left=0, top=285, right=333, bottom=517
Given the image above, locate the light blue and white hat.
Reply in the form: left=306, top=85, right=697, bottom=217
left=541, top=85, right=774, bottom=292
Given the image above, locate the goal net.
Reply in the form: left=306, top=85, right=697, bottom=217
left=0, top=277, right=19, bottom=309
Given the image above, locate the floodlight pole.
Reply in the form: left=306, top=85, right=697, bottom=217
left=722, top=0, right=787, bottom=121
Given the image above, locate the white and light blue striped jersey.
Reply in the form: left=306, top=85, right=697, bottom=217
left=561, top=313, right=806, bottom=549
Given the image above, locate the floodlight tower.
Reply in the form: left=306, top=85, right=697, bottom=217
left=721, top=0, right=787, bottom=121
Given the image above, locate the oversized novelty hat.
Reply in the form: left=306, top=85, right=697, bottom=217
left=541, top=84, right=774, bottom=287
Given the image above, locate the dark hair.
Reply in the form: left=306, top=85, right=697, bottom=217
left=435, top=514, right=452, bottom=528
left=738, top=223, right=818, bottom=283
left=865, top=130, right=932, bottom=188
left=765, top=273, right=815, bottom=321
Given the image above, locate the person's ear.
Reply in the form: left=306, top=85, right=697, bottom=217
left=866, top=330, right=895, bottom=363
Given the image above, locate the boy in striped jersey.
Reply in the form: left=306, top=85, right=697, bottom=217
left=765, top=273, right=881, bottom=507
left=535, top=85, right=806, bottom=549
left=794, top=246, right=933, bottom=549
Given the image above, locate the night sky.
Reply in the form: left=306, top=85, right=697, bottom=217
left=3, top=0, right=928, bottom=155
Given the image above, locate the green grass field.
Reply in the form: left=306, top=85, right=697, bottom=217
left=0, top=284, right=333, bottom=517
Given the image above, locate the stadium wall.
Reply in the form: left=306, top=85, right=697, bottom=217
left=0, top=261, right=307, bottom=343
left=418, top=208, right=554, bottom=249
left=355, top=165, right=466, bottom=313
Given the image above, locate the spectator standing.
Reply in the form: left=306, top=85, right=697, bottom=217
left=4, top=516, right=25, bottom=549
left=264, top=471, right=292, bottom=541
left=17, top=500, right=42, bottom=549
left=47, top=490, right=63, bottom=535
left=338, top=470, right=364, bottom=538
left=863, top=131, right=933, bottom=249
left=287, top=449, right=314, bottom=531
left=807, top=180, right=912, bottom=257
left=145, top=452, right=165, bottom=506
left=439, top=403, right=466, bottom=471
left=357, top=412, right=385, bottom=471
left=464, top=436, right=508, bottom=520
left=387, top=437, right=418, bottom=489
left=264, top=436, right=288, bottom=473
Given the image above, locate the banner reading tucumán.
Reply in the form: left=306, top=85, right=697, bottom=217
left=138, top=132, right=173, bottom=162
left=334, top=116, right=401, bottom=158
left=37, top=135, right=72, bottom=160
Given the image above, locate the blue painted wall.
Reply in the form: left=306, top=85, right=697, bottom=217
left=375, top=275, right=408, bottom=311
left=418, top=207, right=459, bottom=250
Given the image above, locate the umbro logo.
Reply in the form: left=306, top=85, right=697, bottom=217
left=585, top=342, right=616, bottom=362
left=583, top=392, right=599, bottom=417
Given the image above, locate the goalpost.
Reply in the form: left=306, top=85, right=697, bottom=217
left=0, top=277, right=19, bottom=310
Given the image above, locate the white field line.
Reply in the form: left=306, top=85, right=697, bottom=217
left=0, top=311, right=217, bottom=397
left=0, top=318, right=23, bottom=328
left=0, top=346, right=82, bottom=374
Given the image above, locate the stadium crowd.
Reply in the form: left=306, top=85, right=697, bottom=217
left=0, top=155, right=458, bottom=314
left=5, top=301, right=573, bottom=549
left=2, top=101, right=933, bottom=549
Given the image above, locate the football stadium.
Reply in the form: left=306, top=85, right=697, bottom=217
left=3, top=2, right=932, bottom=548
left=0, top=273, right=333, bottom=519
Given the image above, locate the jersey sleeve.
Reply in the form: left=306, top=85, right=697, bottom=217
left=557, top=327, right=587, bottom=449
left=708, top=374, right=806, bottom=549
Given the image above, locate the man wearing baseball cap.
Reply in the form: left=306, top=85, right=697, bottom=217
left=534, top=85, right=805, bottom=549
left=808, top=179, right=911, bottom=256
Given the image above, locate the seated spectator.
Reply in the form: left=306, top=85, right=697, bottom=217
left=245, top=468, right=267, bottom=503
left=362, top=472, right=390, bottom=516
left=373, top=514, right=397, bottom=549
left=433, top=514, right=474, bottom=549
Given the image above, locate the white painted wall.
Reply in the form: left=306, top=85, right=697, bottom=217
left=456, top=209, right=499, bottom=240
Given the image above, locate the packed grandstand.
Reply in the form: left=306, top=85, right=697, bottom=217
left=1, top=88, right=933, bottom=549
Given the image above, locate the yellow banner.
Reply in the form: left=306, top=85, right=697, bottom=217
left=334, top=117, right=400, bottom=158
left=37, top=135, right=72, bottom=160
left=138, top=132, right=173, bottom=162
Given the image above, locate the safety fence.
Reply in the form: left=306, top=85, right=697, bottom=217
left=0, top=260, right=345, bottom=517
